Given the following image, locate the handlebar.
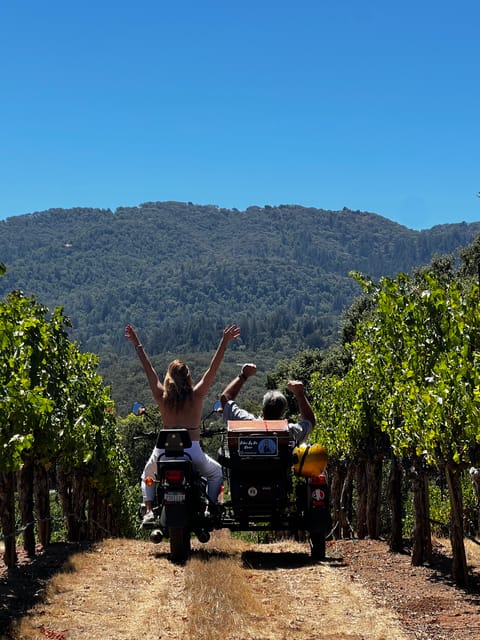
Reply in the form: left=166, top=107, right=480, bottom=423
left=200, top=403, right=225, bottom=437
left=200, top=427, right=227, bottom=438
left=133, top=402, right=225, bottom=441
left=133, top=431, right=157, bottom=441
left=134, top=427, right=225, bottom=440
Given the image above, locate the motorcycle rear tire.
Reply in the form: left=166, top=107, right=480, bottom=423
left=169, top=527, right=191, bottom=563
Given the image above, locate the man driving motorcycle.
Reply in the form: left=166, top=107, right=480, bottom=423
left=220, top=363, right=315, bottom=444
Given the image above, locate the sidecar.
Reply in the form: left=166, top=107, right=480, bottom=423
left=219, top=419, right=293, bottom=527
left=218, top=419, right=330, bottom=557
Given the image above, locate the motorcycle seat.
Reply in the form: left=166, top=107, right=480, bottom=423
left=156, top=428, right=192, bottom=455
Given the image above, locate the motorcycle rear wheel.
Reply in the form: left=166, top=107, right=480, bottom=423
left=168, top=527, right=191, bottom=563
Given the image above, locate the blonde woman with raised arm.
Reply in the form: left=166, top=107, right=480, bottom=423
left=125, top=323, right=240, bottom=523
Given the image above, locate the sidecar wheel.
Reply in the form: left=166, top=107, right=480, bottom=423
left=169, top=527, right=191, bottom=563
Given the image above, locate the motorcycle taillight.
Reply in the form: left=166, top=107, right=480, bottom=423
left=165, top=469, right=184, bottom=483
left=309, top=473, right=327, bottom=486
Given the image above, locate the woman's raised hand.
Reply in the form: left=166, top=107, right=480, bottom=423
left=223, top=324, right=241, bottom=343
left=125, top=324, right=139, bottom=345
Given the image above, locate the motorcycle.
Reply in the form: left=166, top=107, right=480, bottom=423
left=136, top=404, right=330, bottom=563
left=136, top=425, right=216, bottom=562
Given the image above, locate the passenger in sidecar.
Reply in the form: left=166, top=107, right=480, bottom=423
left=220, top=363, right=315, bottom=446
left=219, top=364, right=316, bottom=524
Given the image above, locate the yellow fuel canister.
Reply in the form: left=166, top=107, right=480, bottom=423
left=293, top=443, right=328, bottom=477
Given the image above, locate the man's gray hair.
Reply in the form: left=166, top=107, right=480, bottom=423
left=262, top=390, right=287, bottom=419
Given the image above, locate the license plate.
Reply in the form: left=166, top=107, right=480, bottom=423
left=164, top=491, right=186, bottom=504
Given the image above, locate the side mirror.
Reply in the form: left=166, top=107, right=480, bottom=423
left=132, top=402, right=146, bottom=416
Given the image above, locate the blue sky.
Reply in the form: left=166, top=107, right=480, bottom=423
left=1, top=0, right=479, bottom=230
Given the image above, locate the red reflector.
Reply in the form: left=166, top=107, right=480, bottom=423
left=310, top=474, right=327, bottom=486
left=165, top=469, right=184, bottom=483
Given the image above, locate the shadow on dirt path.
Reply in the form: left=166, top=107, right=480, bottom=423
left=0, top=542, right=91, bottom=636
left=241, top=549, right=346, bottom=570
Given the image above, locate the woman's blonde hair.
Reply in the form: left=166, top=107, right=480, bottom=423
left=163, top=359, right=193, bottom=410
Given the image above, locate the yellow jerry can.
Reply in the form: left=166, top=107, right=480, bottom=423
left=293, top=443, right=328, bottom=477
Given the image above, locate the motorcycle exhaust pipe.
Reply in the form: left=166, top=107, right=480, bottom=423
left=196, top=529, right=210, bottom=543
left=150, top=529, right=164, bottom=544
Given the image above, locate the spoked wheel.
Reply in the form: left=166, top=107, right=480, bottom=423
left=309, top=530, right=326, bottom=561
left=168, top=527, right=191, bottom=563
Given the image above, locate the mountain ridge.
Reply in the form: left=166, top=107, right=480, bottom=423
left=1, top=201, right=479, bottom=414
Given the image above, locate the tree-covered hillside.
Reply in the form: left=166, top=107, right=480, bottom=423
left=1, top=202, right=479, bottom=415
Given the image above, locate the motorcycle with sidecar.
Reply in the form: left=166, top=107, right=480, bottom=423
left=138, top=407, right=330, bottom=563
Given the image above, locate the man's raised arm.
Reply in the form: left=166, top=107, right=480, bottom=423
left=220, top=363, right=257, bottom=408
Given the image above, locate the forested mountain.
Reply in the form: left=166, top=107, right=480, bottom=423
left=1, top=201, right=479, bottom=415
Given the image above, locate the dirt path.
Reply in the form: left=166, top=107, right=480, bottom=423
left=2, top=533, right=480, bottom=640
